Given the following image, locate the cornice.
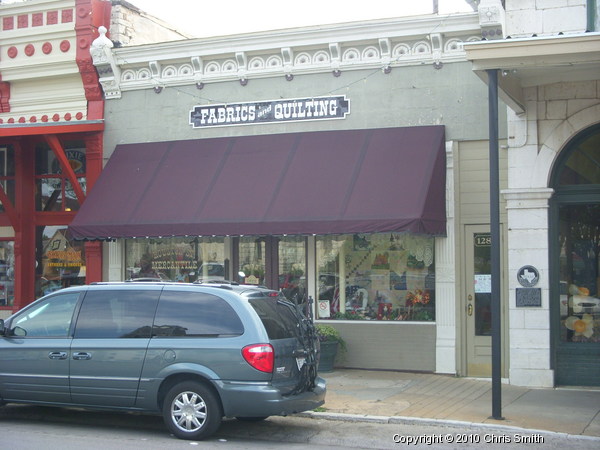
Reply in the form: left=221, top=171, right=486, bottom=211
left=93, top=13, right=482, bottom=99
left=114, top=14, right=479, bottom=61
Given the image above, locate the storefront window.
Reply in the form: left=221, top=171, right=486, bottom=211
left=557, top=129, right=600, bottom=185
left=559, top=204, right=600, bottom=343
left=36, top=226, right=86, bottom=298
left=279, top=236, right=306, bottom=304
left=0, top=145, right=15, bottom=212
left=35, top=142, right=86, bottom=211
left=316, top=233, right=435, bottom=321
left=125, top=237, right=226, bottom=282
left=0, top=240, right=15, bottom=307
left=239, top=236, right=266, bottom=285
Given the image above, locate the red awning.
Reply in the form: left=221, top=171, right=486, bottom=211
left=69, top=126, right=446, bottom=239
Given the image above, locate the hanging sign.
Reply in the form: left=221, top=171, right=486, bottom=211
left=189, top=96, right=349, bottom=128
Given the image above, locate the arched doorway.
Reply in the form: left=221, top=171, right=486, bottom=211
left=550, top=123, right=600, bottom=387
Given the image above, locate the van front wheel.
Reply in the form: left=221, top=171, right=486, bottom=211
left=162, top=381, right=222, bottom=440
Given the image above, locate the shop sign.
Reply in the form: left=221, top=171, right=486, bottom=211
left=189, top=96, right=349, bottom=128
left=46, top=250, right=82, bottom=268
left=51, top=149, right=86, bottom=174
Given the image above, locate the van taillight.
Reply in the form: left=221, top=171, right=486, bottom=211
left=242, top=344, right=274, bottom=373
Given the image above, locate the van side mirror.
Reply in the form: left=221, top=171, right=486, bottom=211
left=0, top=319, right=4, bottom=336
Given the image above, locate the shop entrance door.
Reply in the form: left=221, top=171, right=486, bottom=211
left=236, top=236, right=306, bottom=304
left=465, top=226, right=493, bottom=377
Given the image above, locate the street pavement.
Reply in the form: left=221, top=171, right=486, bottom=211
left=302, top=369, right=600, bottom=438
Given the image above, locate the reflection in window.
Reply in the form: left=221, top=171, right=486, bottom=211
left=74, top=290, right=159, bottom=338
left=559, top=204, right=600, bottom=343
left=36, top=226, right=86, bottom=299
left=153, top=291, right=244, bottom=337
left=239, top=237, right=266, bottom=285
left=125, top=236, right=225, bottom=282
left=13, top=292, right=79, bottom=337
left=558, top=130, right=600, bottom=185
left=473, top=233, right=492, bottom=336
left=316, top=233, right=435, bottom=321
left=35, top=142, right=86, bottom=212
left=0, top=241, right=14, bottom=307
left=278, top=236, right=306, bottom=305
left=0, top=145, right=15, bottom=212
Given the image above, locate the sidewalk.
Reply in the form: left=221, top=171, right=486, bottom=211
left=305, top=369, right=600, bottom=438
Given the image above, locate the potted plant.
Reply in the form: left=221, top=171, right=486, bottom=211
left=315, top=324, right=346, bottom=372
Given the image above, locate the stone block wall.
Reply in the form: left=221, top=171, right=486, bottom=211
left=505, top=0, right=587, bottom=37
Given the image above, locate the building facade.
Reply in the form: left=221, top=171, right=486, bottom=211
left=78, top=2, right=509, bottom=378
left=0, top=0, right=190, bottom=314
left=2, top=0, right=598, bottom=388
left=465, top=0, right=600, bottom=387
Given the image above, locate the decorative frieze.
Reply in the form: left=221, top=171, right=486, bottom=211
left=91, top=15, right=481, bottom=99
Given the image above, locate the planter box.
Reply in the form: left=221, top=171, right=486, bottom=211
left=318, top=340, right=339, bottom=372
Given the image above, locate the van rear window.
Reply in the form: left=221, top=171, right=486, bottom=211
left=248, top=296, right=301, bottom=340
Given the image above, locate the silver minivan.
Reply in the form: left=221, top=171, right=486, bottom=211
left=0, top=282, right=325, bottom=440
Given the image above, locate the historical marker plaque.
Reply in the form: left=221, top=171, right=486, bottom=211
left=516, top=287, right=542, bottom=307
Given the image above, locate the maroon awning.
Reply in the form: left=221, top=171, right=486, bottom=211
left=69, top=126, right=446, bottom=239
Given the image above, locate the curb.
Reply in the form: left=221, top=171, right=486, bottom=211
left=297, top=411, right=600, bottom=441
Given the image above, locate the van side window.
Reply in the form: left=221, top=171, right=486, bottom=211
left=153, top=291, right=244, bottom=337
left=74, top=290, right=159, bottom=338
left=12, top=292, right=80, bottom=337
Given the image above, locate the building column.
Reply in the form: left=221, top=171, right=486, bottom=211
left=435, top=141, right=457, bottom=374
left=503, top=187, right=554, bottom=387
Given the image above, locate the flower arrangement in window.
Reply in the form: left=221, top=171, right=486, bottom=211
left=565, top=314, right=594, bottom=339
left=405, top=289, right=432, bottom=321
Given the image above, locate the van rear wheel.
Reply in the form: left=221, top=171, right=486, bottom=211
left=162, top=381, right=222, bottom=440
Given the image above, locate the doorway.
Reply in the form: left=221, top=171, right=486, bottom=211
left=550, top=123, right=600, bottom=386
left=236, top=236, right=307, bottom=303
left=465, top=225, right=493, bottom=377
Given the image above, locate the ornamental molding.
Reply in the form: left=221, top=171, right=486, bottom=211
left=91, top=14, right=482, bottom=99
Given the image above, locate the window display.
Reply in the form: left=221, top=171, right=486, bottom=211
left=238, top=237, right=266, bottom=285
left=316, top=233, right=435, bottom=321
left=125, top=237, right=226, bottom=282
left=278, top=236, right=306, bottom=304
left=559, top=204, right=600, bottom=343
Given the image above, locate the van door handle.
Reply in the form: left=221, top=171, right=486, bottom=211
left=72, top=352, right=92, bottom=360
left=48, top=351, right=67, bottom=360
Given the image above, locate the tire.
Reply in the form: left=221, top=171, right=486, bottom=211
left=235, top=416, right=269, bottom=422
left=162, top=381, right=222, bottom=440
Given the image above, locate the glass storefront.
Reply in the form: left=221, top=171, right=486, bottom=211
left=278, top=236, right=306, bottom=304
left=35, top=142, right=87, bottom=212
left=0, top=145, right=15, bottom=213
left=120, top=233, right=436, bottom=323
left=238, top=236, right=266, bottom=285
left=555, top=126, right=600, bottom=344
left=316, top=233, right=435, bottom=321
left=125, top=237, right=226, bottom=282
left=552, top=124, right=600, bottom=386
left=558, top=204, right=600, bottom=343
left=0, top=240, right=14, bottom=306
left=36, top=226, right=86, bottom=298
